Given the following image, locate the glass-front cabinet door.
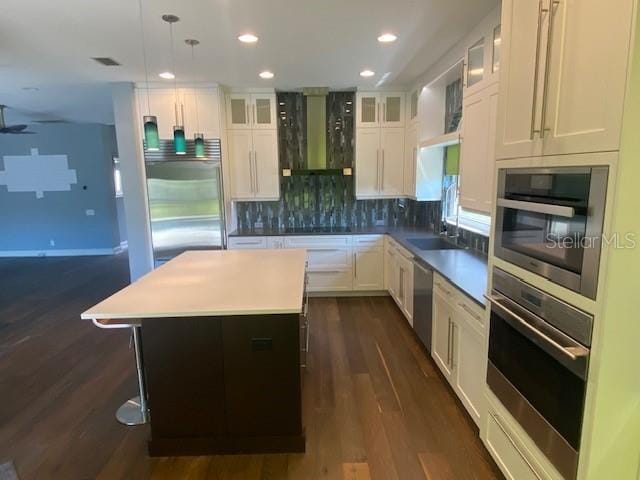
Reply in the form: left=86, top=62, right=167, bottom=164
left=251, top=94, right=277, bottom=129
left=381, top=93, right=405, bottom=127
left=466, top=38, right=485, bottom=90
left=408, top=90, right=419, bottom=124
left=226, top=94, right=251, bottom=129
left=356, top=92, right=380, bottom=128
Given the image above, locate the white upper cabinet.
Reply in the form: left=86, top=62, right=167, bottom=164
left=225, top=93, right=251, bottom=129
left=540, top=0, right=634, bottom=156
left=380, top=128, right=405, bottom=196
left=495, top=0, right=546, bottom=160
left=407, top=89, right=419, bottom=124
left=496, top=0, right=634, bottom=160
left=136, top=87, right=221, bottom=142
left=249, top=93, right=277, bottom=130
left=180, top=88, right=221, bottom=139
left=355, top=128, right=404, bottom=198
left=251, top=130, right=279, bottom=199
left=356, top=92, right=405, bottom=128
left=226, top=93, right=277, bottom=130
left=459, top=83, right=499, bottom=214
left=355, top=129, right=380, bottom=197
left=381, top=92, right=405, bottom=128
left=228, top=129, right=279, bottom=201
left=227, top=130, right=254, bottom=200
left=403, top=123, right=418, bottom=198
left=356, top=92, right=380, bottom=128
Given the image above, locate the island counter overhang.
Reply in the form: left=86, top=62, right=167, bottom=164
left=81, top=249, right=308, bottom=456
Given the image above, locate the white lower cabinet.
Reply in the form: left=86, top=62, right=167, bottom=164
left=483, top=400, right=558, bottom=480
left=353, top=247, right=384, bottom=291
left=384, top=237, right=414, bottom=325
left=227, top=236, right=267, bottom=250
left=230, top=234, right=387, bottom=293
left=432, top=274, right=486, bottom=426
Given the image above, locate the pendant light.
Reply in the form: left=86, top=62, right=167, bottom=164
left=185, top=39, right=205, bottom=158
left=138, top=0, right=159, bottom=151
left=162, top=14, right=186, bottom=155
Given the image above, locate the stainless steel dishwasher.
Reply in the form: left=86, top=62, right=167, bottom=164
left=413, top=261, right=434, bottom=352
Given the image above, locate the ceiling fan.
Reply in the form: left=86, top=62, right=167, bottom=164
left=0, top=105, right=35, bottom=134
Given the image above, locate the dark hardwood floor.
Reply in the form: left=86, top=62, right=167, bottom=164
left=0, top=255, right=502, bottom=480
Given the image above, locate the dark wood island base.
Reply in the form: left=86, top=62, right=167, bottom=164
left=141, top=313, right=305, bottom=456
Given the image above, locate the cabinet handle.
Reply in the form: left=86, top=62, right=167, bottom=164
left=376, top=149, right=381, bottom=191
left=246, top=104, right=250, bottom=126
left=377, top=103, right=381, bottom=124
left=530, top=0, right=546, bottom=139
left=381, top=150, right=385, bottom=191
left=399, top=267, right=404, bottom=303
left=447, top=318, right=453, bottom=367
left=252, top=104, right=256, bottom=125
left=450, top=322, right=457, bottom=368
left=353, top=252, right=357, bottom=278
left=254, top=151, right=259, bottom=193
left=540, top=0, right=560, bottom=138
left=458, top=302, right=482, bottom=322
left=383, top=102, right=386, bottom=123
left=248, top=151, right=254, bottom=193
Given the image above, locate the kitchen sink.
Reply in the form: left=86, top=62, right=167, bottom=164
left=406, top=237, right=460, bottom=251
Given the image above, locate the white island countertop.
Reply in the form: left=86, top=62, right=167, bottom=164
left=81, top=249, right=307, bottom=321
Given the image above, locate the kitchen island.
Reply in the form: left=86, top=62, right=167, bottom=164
left=81, top=249, right=308, bottom=456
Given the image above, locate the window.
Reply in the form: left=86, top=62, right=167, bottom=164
left=443, top=173, right=492, bottom=237
left=113, top=157, right=123, bottom=197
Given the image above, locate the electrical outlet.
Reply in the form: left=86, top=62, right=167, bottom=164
left=85, top=209, right=95, bottom=216
left=49, top=239, right=55, bottom=247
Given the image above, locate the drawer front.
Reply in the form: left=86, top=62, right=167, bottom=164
left=485, top=411, right=548, bottom=480
left=284, top=235, right=350, bottom=248
left=305, top=248, right=351, bottom=270
left=227, top=236, right=267, bottom=249
left=456, top=295, right=486, bottom=329
left=307, top=270, right=353, bottom=292
left=353, top=234, right=384, bottom=249
left=433, top=273, right=458, bottom=306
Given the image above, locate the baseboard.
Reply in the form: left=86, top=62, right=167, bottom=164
left=113, top=241, right=128, bottom=254
left=0, top=248, right=118, bottom=257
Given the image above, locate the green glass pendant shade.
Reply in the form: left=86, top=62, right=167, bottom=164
left=173, top=126, right=186, bottom=155
left=194, top=133, right=205, bottom=158
left=143, top=116, right=160, bottom=151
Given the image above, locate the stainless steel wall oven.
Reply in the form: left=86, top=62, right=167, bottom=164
left=486, top=268, right=593, bottom=480
left=494, top=166, right=608, bottom=299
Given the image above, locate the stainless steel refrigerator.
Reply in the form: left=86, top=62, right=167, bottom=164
left=145, top=140, right=225, bottom=264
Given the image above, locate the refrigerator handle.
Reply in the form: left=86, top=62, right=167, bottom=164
left=248, top=151, right=254, bottom=193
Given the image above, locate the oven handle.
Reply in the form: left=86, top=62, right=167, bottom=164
left=496, top=198, right=575, bottom=218
left=484, top=294, right=588, bottom=361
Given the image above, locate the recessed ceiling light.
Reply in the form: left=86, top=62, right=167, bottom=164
left=360, top=70, right=375, bottom=78
left=159, top=71, right=175, bottom=79
left=259, top=70, right=274, bottom=79
left=238, top=33, right=259, bottom=44
left=377, top=33, right=397, bottom=43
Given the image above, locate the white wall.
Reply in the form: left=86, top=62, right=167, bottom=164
left=111, top=83, right=154, bottom=281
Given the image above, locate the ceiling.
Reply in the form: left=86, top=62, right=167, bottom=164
left=0, top=0, right=497, bottom=124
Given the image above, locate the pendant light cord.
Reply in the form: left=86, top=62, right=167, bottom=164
left=168, top=21, right=181, bottom=125
left=137, top=0, right=151, bottom=115
left=190, top=45, right=200, bottom=132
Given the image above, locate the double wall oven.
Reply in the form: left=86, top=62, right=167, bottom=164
left=486, top=268, right=593, bottom=480
left=494, top=166, right=608, bottom=299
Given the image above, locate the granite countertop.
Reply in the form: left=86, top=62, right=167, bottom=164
left=229, top=225, right=488, bottom=307
left=386, top=230, right=488, bottom=307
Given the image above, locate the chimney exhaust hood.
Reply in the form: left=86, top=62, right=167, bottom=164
left=280, top=89, right=353, bottom=176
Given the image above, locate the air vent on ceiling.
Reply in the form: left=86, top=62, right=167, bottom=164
left=92, top=57, right=121, bottom=66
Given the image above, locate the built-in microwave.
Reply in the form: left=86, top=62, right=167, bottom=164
left=494, top=166, right=608, bottom=299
